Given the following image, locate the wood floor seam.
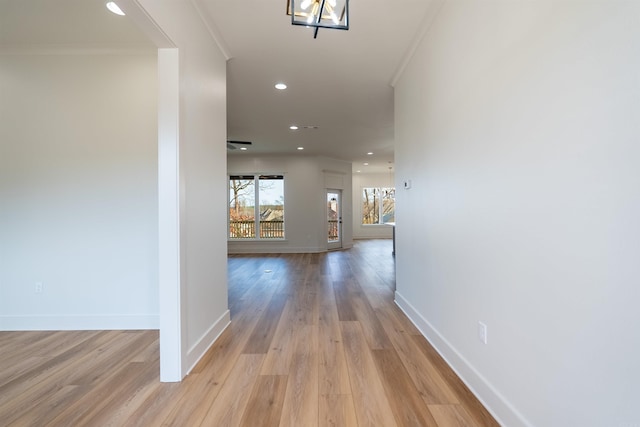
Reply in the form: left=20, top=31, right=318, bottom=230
left=0, top=240, right=498, bottom=427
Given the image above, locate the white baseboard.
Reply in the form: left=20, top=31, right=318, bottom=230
left=0, top=314, right=159, bottom=331
left=394, top=291, right=531, bottom=427
left=227, top=244, right=325, bottom=254
left=184, top=309, right=231, bottom=376
left=227, top=245, right=335, bottom=254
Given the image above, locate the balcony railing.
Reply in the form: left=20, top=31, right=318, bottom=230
left=230, top=220, right=338, bottom=240
left=229, top=220, right=284, bottom=239
left=328, top=219, right=339, bottom=241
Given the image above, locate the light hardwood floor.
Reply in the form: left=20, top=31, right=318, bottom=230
left=0, top=240, right=499, bottom=426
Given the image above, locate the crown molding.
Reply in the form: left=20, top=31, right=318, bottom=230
left=191, top=0, right=232, bottom=60
left=120, top=0, right=177, bottom=49
left=390, top=0, right=447, bottom=88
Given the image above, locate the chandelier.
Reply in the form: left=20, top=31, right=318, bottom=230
left=287, top=0, right=349, bottom=39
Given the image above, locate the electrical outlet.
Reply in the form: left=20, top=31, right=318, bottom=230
left=478, top=321, right=487, bottom=344
left=35, top=282, right=43, bottom=294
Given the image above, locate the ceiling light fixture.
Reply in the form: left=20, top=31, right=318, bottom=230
left=106, top=1, right=125, bottom=15
left=287, top=0, right=349, bottom=39
left=275, top=83, right=287, bottom=90
left=290, top=125, right=299, bottom=130
left=297, top=147, right=304, bottom=150
left=367, top=152, right=373, bottom=155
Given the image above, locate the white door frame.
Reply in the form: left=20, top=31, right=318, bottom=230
left=327, top=189, right=342, bottom=250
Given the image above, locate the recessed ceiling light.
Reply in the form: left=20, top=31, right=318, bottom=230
left=363, top=163, right=369, bottom=166
left=290, top=125, right=299, bottom=130
left=356, top=170, right=361, bottom=173
left=240, top=147, right=248, bottom=151
left=297, top=147, right=304, bottom=150
left=367, top=152, right=374, bottom=155
left=106, top=1, right=125, bottom=15
left=275, top=83, right=287, bottom=90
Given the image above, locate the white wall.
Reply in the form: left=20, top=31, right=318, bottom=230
left=228, top=154, right=353, bottom=253
left=0, top=52, right=158, bottom=329
left=137, top=0, right=230, bottom=380
left=394, top=1, right=640, bottom=426
left=352, top=172, right=394, bottom=239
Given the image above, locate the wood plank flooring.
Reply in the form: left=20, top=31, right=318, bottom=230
left=0, top=240, right=499, bottom=426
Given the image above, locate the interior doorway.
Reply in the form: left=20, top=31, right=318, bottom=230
left=327, top=190, right=342, bottom=250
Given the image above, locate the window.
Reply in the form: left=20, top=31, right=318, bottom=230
left=229, top=175, right=284, bottom=239
left=362, top=187, right=395, bottom=225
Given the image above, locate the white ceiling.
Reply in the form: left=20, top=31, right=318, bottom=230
left=1, top=0, right=433, bottom=173
left=0, top=0, right=153, bottom=50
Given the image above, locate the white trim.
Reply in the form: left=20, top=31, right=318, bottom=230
left=184, top=310, right=231, bottom=375
left=394, top=291, right=532, bottom=427
left=157, top=47, right=183, bottom=383
left=0, top=315, right=158, bottom=331
left=121, top=0, right=176, bottom=49
left=190, top=0, right=232, bottom=60
left=389, top=0, right=447, bottom=88
left=228, top=245, right=330, bottom=254
left=229, top=172, right=288, bottom=176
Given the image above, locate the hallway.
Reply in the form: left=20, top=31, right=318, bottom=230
left=0, top=240, right=497, bottom=426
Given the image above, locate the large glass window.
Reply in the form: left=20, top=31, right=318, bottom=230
left=229, top=175, right=284, bottom=239
left=258, top=175, right=284, bottom=238
left=362, top=187, right=395, bottom=225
